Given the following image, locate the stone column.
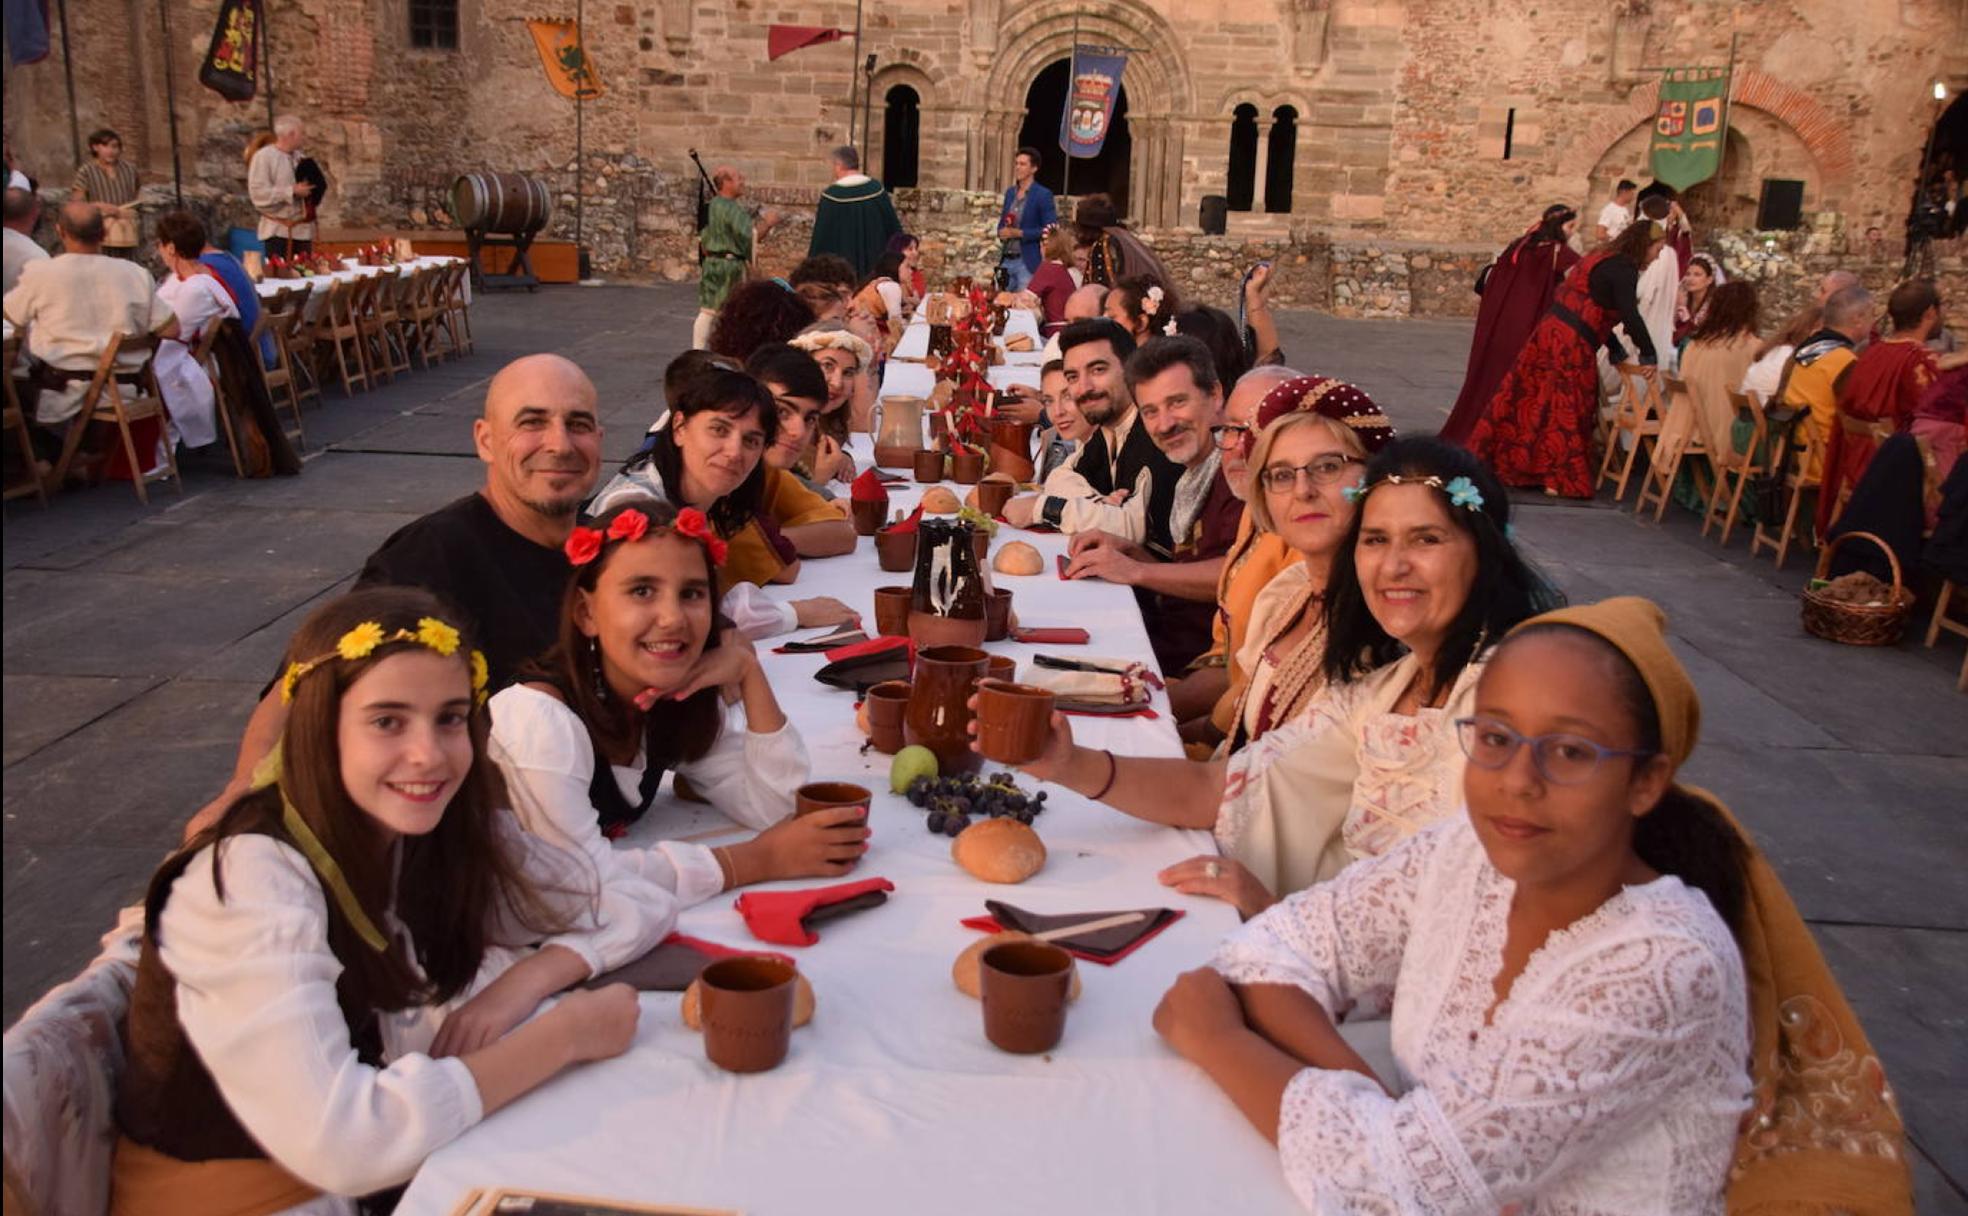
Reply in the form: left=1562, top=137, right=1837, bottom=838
left=1252, top=117, right=1272, bottom=216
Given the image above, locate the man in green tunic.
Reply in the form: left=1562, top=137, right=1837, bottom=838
left=694, top=165, right=781, bottom=349
left=807, top=146, right=901, bottom=279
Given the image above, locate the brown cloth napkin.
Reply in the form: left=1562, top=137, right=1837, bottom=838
left=975, top=901, right=1182, bottom=963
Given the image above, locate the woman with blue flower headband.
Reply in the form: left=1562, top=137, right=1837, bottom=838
left=990, top=438, right=1560, bottom=921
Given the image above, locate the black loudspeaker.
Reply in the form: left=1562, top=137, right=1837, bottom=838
left=1199, top=194, right=1228, bottom=235
left=1757, top=179, right=1805, bottom=230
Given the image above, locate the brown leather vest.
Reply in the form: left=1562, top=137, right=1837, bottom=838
left=115, top=831, right=384, bottom=1162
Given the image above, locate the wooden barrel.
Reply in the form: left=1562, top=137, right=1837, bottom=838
left=450, top=172, right=553, bottom=235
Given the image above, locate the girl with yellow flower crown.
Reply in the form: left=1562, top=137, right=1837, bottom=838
left=112, top=586, right=671, bottom=1214
left=490, top=497, right=867, bottom=913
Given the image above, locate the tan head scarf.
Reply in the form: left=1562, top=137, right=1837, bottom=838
left=1510, top=598, right=1913, bottom=1216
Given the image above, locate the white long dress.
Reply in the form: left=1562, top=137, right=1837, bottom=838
left=153, top=813, right=675, bottom=1213
left=1211, top=816, right=1751, bottom=1214
left=489, top=684, right=811, bottom=911
left=153, top=270, right=237, bottom=449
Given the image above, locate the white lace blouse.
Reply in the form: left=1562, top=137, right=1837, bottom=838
left=489, top=684, right=810, bottom=913
left=1212, top=817, right=1751, bottom=1214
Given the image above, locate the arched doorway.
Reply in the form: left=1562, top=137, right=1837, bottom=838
left=1016, top=58, right=1131, bottom=217
left=1913, top=92, right=1967, bottom=239
left=883, top=85, right=921, bottom=189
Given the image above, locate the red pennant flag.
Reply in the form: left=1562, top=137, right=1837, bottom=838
left=767, top=25, right=850, bottom=61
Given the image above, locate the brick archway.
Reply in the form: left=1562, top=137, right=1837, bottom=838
left=1569, top=67, right=1854, bottom=186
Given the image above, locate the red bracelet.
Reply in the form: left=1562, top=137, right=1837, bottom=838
left=1089, top=749, right=1118, bottom=802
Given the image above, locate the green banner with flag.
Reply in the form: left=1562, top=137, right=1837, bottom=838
left=1649, top=67, right=1730, bottom=191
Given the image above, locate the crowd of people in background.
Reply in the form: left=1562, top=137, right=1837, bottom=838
left=4, top=125, right=1953, bottom=1216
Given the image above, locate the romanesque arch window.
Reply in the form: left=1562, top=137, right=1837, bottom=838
left=409, top=0, right=458, bottom=50
left=1227, top=104, right=1259, bottom=212
left=1265, top=105, right=1298, bottom=213
left=884, top=85, right=921, bottom=189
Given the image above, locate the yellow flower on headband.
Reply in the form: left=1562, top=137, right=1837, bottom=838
left=278, top=662, right=308, bottom=704
left=337, top=621, right=387, bottom=661
left=417, top=617, right=461, bottom=657
left=470, top=649, right=489, bottom=704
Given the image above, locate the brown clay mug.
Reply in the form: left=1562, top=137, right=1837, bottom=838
left=875, top=527, right=917, bottom=573
left=795, top=781, right=872, bottom=823
left=985, top=654, right=1017, bottom=683
left=975, top=479, right=1015, bottom=517
left=864, top=681, right=911, bottom=754
left=700, top=956, right=798, bottom=1073
left=974, top=679, right=1056, bottom=765
left=970, top=527, right=992, bottom=566
left=913, top=449, right=946, bottom=483
left=873, top=586, right=913, bottom=638
left=850, top=497, right=887, bottom=536
left=950, top=450, right=986, bottom=485
left=984, top=587, right=1013, bottom=641
left=980, top=941, right=1073, bottom=1054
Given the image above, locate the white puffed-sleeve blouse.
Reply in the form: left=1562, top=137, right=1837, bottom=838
left=488, top=684, right=809, bottom=910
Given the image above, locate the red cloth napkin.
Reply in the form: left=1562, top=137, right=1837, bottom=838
left=666, top=933, right=794, bottom=966
left=735, top=877, right=896, bottom=946
left=1058, top=705, right=1160, bottom=720
left=823, top=634, right=912, bottom=665
left=882, top=504, right=927, bottom=535
left=850, top=467, right=890, bottom=504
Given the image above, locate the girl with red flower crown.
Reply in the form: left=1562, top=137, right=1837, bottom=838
left=489, top=497, right=869, bottom=916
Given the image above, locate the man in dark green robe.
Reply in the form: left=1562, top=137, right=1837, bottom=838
left=807, top=145, right=902, bottom=279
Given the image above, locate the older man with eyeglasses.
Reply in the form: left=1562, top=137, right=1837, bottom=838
left=1065, top=333, right=1245, bottom=674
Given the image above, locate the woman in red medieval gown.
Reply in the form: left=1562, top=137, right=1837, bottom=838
left=1441, top=204, right=1581, bottom=445
left=1467, top=219, right=1667, bottom=498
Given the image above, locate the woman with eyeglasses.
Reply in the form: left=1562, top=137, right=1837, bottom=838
left=991, top=438, right=1558, bottom=917
left=1152, top=596, right=1785, bottom=1214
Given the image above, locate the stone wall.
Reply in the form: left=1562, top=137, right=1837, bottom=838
left=5, top=0, right=1958, bottom=311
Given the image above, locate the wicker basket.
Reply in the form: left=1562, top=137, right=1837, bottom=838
left=1801, top=531, right=1915, bottom=646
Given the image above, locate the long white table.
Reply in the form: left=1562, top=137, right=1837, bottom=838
left=891, top=302, right=1046, bottom=365
left=253, top=255, right=469, bottom=319
left=395, top=448, right=1307, bottom=1214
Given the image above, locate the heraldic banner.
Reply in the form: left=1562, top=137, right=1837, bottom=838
left=527, top=17, right=604, bottom=99
left=1649, top=67, right=1730, bottom=191
left=1059, top=46, right=1128, bottom=159
left=198, top=0, right=263, bottom=102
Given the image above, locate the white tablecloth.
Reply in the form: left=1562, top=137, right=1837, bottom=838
left=891, top=303, right=1045, bottom=365
left=253, top=255, right=469, bottom=317
left=394, top=443, right=1311, bottom=1215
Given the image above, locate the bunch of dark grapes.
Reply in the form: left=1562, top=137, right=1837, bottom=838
left=903, top=771, right=1048, bottom=837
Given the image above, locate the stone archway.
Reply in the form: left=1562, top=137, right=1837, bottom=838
left=974, top=0, right=1195, bottom=229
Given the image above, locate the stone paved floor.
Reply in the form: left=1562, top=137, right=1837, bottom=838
left=4, top=284, right=1963, bottom=1209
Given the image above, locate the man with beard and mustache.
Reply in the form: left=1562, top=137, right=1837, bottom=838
left=1031, top=319, right=1180, bottom=541
left=1066, top=335, right=1243, bottom=674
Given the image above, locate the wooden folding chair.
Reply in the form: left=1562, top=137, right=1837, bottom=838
left=441, top=262, right=473, bottom=357
left=402, top=267, right=444, bottom=368
left=1750, top=419, right=1825, bottom=569
left=250, top=286, right=309, bottom=445
left=3, top=334, right=49, bottom=508
left=359, top=270, right=411, bottom=383
left=1701, top=388, right=1766, bottom=546
left=1923, top=581, right=1968, bottom=692
left=271, top=284, right=322, bottom=410
left=319, top=277, right=371, bottom=397
left=188, top=323, right=247, bottom=478
left=1826, top=413, right=1894, bottom=534
left=50, top=334, right=181, bottom=505
left=1635, top=373, right=1708, bottom=522
left=1595, top=363, right=1664, bottom=502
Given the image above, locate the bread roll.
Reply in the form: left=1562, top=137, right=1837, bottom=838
left=993, top=540, right=1044, bottom=577
left=952, top=817, right=1046, bottom=883
left=681, top=971, right=816, bottom=1030
left=953, top=931, right=1081, bottom=1000
left=921, top=487, right=962, bottom=514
